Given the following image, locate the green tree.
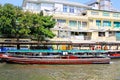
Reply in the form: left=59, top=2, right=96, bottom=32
left=0, top=4, right=31, bottom=49
left=0, top=4, right=31, bottom=38
left=0, top=4, right=56, bottom=49
left=30, top=11, right=56, bottom=43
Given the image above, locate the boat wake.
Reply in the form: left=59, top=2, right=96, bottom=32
left=110, top=61, right=114, bottom=64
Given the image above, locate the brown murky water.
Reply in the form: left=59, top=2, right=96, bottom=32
left=0, top=59, right=120, bottom=80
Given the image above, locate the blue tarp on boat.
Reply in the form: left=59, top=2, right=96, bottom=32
left=7, top=49, right=107, bottom=53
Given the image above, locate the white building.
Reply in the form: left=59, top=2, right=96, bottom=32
left=86, top=0, right=117, bottom=11
left=22, top=0, right=91, bottom=14
left=22, top=0, right=120, bottom=43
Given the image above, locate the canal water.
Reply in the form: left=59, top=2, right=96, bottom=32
left=0, top=59, right=120, bottom=80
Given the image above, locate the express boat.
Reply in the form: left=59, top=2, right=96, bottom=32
left=1, top=50, right=110, bottom=64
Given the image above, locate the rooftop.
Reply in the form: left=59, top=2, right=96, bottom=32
left=22, top=0, right=91, bottom=8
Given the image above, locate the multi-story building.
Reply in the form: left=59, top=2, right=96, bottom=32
left=22, top=0, right=120, bottom=43
left=86, top=0, right=114, bottom=11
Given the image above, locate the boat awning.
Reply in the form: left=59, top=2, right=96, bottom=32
left=65, top=50, right=107, bottom=53
left=7, top=50, right=107, bottom=53
left=7, top=50, right=62, bottom=53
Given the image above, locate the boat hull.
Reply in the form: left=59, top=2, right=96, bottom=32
left=109, top=56, right=120, bottom=59
left=108, top=50, right=120, bottom=59
left=5, top=57, right=110, bottom=64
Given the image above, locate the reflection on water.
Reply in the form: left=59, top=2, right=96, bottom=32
left=0, top=59, right=120, bottom=80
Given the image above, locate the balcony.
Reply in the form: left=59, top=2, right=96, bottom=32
left=45, top=11, right=88, bottom=20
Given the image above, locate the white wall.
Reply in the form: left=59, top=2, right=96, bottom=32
left=41, top=3, right=54, bottom=11
left=54, top=3, right=63, bottom=12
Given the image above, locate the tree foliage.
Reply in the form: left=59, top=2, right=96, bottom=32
left=0, top=4, right=56, bottom=42
left=30, top=11, right=56, bottom=42
left=0, top=4, right=30, bottom=38
left=0, top=4, right=56, bottom=49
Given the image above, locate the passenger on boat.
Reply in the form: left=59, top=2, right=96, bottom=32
left=62, top=52, right=68, bottom=56
left=90, top=46, right=94, bottom=50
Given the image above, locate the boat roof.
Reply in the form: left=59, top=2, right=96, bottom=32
left=7, top=50, right=61, bottom=53
left=7, top=49, right=107, bottom=53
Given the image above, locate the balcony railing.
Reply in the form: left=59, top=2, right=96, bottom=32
left=45, top=11, right=86, bottom=16
left=57, top=36, right=91, bottom=40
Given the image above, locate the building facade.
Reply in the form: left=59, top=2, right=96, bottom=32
left=22, top=0, right=120, bottom=43
left=86, top=0, right=114, bottom=11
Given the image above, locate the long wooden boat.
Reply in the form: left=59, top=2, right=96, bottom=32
left=3, top=50, right=110, bottom=64
left=5, top=56, right=110, bottom=64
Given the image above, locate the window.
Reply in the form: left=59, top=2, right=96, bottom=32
left=96, top=20, right=101, bottom=27
left=57, top=19, right=66, bottom=26
left=91, top=11, right=99, bottom=15
left=114, top=22, right=120, bottom=28
left=69, top=6, right=74, bottom=13
left=57, top=19, right=66, bottom=23
left=77, top=8, right=83, bottom=13
left=103, top=12, right=110, bottom=16
left=98, top=32, right=105, bottom=37
left=116, top=32, right=120, bottom=41
left=82, top=22, right=87, bottom=27
left=59, top=31, right=67, bottom=38
left=109, top=31, right=115, bottom=37
left=103, top=21, right=111, bottom=27
left=63, top=5, right=67, bottom=12
left=82, top=32, right=87, bottom=36
left=69, top=20, right=77, bottom=27
left=113, top=13, right=120, bottom=17
left=89, top=19, right=93, bottom=22
left=78, top=21, right=81, bottom=29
